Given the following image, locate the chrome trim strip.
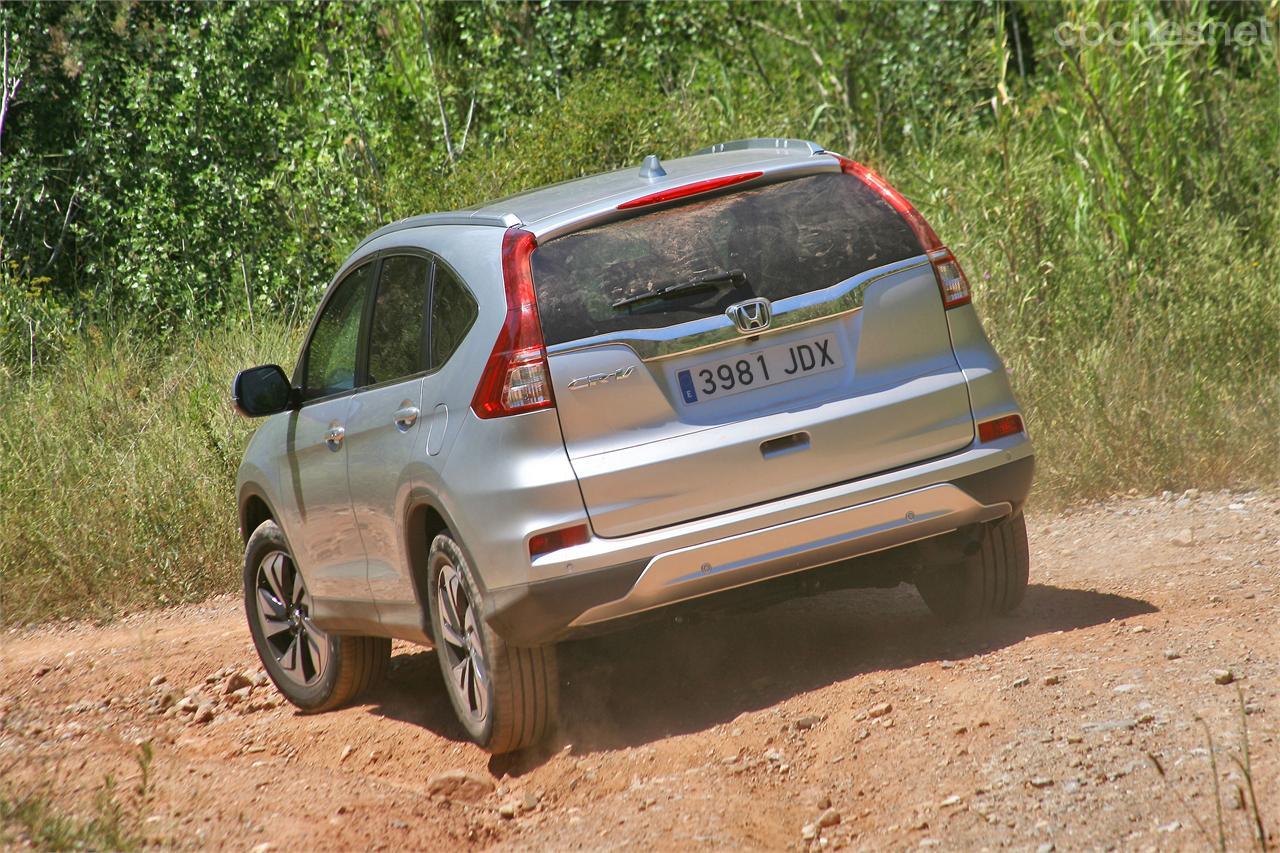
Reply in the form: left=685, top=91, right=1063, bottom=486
left=544, top=255, right=931, bottom=362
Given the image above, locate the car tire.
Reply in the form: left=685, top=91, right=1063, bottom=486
left=915, top=511, right=1029, bottom=622
left=243, top=520, right=390, bottom=712
left=426, top=531, right=558, bottom=754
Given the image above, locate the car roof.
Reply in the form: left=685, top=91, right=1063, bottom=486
left=355, top=138, right=837, bottom=249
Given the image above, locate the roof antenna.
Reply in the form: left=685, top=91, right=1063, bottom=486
left=638, top=154, right=666, bottom=180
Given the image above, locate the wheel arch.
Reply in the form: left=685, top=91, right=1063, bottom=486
left=403, top=488, right=488, bottom=644
left=238, top=485, right=277, bottom=544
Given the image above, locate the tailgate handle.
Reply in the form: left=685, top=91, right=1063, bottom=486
left=760, top=431, right=810, bottom=459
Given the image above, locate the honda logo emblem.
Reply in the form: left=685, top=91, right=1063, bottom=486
left=727, top=297, right=772, bottom=334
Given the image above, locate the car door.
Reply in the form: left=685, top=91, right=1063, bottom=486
left=347, top=255, right=480, bottom=633
left=344, top=254, right=433, bottom=619
left=279, top=261, right=375, bottom=605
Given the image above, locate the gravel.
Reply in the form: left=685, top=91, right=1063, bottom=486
left=4, top=488, right=1278, bottom=852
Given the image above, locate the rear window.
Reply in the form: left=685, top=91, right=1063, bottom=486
left=531, top=172, right=923, bottom=346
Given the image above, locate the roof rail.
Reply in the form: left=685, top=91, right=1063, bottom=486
left=355, top=211, right=522, bottom=251
left=694, top=138, right=826, bottom=156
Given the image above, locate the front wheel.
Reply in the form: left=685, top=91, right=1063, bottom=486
left=243, top=520, right=390, bottom=712
left=427, top=532, right=558, bottom=753
left=914, top=511, right=1030, bottom=622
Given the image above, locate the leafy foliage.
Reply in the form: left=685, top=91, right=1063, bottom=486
left=0, top=1, right=1276, bottom=623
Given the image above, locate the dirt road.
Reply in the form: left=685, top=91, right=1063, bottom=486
left=3, top=489, right=1278, bottom=851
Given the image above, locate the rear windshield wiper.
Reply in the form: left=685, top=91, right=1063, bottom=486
left=611, top=269, right=747, bottom=311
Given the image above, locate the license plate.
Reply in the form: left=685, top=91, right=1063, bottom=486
left=676, top=333, right=844, bottom=404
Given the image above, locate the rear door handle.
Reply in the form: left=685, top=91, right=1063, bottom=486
left=394, top=406, right=420, bottom=431
left=325, top=425, right=345, bottom=450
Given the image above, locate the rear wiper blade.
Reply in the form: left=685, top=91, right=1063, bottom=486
left=611, top=269, right=747, bottom=310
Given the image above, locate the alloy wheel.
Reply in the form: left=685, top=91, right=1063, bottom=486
left=254, top=550, right=329, bottom=686
left=436, top=562, right=489, bottom=723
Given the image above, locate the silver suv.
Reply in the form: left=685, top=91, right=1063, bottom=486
left=232, top=138, right=1034, bottom=753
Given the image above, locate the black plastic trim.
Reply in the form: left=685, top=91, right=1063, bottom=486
left=484, top=560, right=649, bottom=646
left=953, top=455, right=1035, bottom=511
left=309, top=597, right=386, bottom=638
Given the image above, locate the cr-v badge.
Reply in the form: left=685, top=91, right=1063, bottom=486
left=727, top=297, right=772, bottom=333
left=567, top=365, right=636, bottom=390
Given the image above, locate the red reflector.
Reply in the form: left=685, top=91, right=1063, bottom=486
left=617, top=171, right=763, bottom=210
left=529, top=524, right=590, bottom=559
left=978, top=414, right=1025, bottom=443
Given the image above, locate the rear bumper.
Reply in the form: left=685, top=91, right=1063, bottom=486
left=484, top=440, right=1033, bottom=645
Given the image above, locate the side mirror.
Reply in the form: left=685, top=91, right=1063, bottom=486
left=232, top=364, right=295, bottom=418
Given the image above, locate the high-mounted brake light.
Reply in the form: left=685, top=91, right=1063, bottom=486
left=617, top=171, right=763, bottom=210
left=832, top=153, right=972, bottom=309
left=977, top=414, right=1025, bottom=443
left=529, top=523, right=590, bottom=560
left=470, top=227, right=555, bottom=418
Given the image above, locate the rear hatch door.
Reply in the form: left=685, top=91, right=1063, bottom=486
left=535, top=170, right=974, bottom=537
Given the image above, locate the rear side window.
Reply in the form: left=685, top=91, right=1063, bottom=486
left=302, top=262, right=374, bottom=400
left=430, top=263, right=478, bottom=368
left=530, top=172, right=923, bottom=345
left=367, top=255, right=431, bottom=385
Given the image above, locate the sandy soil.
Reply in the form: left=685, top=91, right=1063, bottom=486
left=2, top=489, right=1278, bottom=851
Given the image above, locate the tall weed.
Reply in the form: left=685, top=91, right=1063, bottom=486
left=0, top=3, right=1277, bottom=625
left=0, top=323, right=297, bottom=624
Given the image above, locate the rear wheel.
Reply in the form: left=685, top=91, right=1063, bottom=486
left=427, top=532, right=558, bottom=753
left=243, top=520, right=390, bottom=712
left=915, top=511, right=1029, bottom=622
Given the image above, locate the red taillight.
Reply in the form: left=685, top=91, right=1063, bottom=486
left=833, top=155, right=942, bottom=252
left=928, top=248, right=972, bottom=309
left=978, top=414, right=1025, bottom=443
left=529, top=523, right=589, bottom=559
left=470, top=227, right=555, bottom=419
left=832, top=153, right=972, bottom=309
left=617, top=171, right=763, bottom=210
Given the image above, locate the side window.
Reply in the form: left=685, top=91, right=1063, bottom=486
left=302, top=263, right=374, bottom=401
left=430, top=263, right=478, bottom=368
left=367, top=255, right=431, bottom=385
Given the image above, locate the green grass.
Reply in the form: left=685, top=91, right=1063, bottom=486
left=0, top=324, right=297, bottom=625
left=1, top=201, right=1273, bottom=626
left=1, top=787, right=136, bottom=852
left=1, top=6, right=1277, bottom=626
left=0, top=743, right=152, bottom=850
